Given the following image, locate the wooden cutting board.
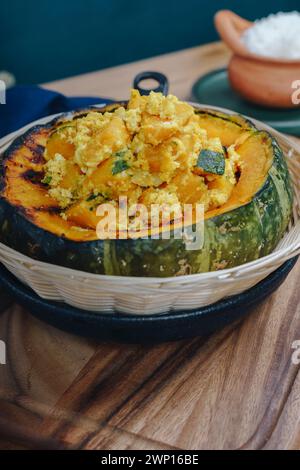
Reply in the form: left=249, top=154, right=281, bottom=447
left=0, top=257, right=299, bottom=450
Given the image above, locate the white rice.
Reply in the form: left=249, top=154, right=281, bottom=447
left=241, top=11, right=300, bottom=60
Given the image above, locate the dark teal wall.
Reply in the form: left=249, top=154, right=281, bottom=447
left=1, top=0, right=298, bottom=84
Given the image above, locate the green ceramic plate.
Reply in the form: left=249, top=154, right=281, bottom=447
left=192, top=69, right=300, bottom=136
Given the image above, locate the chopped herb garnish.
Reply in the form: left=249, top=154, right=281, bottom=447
left=112, top=159, right=129, bottom=175
left=86, top=193, right=99, bottom=202
left=197, top=149, right=225, bottom=175
left=114, top=150, right=127, bottom=158
left=42, top=175, right=52, bottom=185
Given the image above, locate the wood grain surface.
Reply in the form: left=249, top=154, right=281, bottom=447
left=0, top=41, right=299, bottom=450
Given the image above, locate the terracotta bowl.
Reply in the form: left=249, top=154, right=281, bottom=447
left=214, top=10, right=300, bottom=109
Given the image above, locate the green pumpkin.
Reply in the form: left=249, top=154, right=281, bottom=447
left=0, top=105, right=293, bottom=277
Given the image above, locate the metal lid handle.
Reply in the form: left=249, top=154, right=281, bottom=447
left=133, top=71, right=169, bottom=96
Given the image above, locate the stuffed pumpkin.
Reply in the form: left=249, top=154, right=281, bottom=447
left=0, top=90, right=293, bottom=276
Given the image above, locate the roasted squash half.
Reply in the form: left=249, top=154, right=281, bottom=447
left=0, top=95, right=293, bottom=277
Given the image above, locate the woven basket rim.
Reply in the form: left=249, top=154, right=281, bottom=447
left=0, top=239, right=298, bottom=285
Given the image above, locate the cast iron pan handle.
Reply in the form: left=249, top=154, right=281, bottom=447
left=133, top=71, right=169, bottom=96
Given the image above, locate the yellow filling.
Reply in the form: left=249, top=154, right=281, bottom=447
left=43, top=90, right=241, bottom=230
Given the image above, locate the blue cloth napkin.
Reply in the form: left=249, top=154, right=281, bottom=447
left=0, top=85, right=112, bottom=139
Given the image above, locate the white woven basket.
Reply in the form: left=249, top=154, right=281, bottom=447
left=0, top=104, right=300, bottom=315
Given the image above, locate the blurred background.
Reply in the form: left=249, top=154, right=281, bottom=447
left=0, top=0, right=299, bottom=85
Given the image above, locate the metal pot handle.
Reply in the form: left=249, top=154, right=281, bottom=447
left=133, top=71, right=169, bottom=96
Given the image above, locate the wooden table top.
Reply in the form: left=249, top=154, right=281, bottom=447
left=0, top=41, right=300, bottom=451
